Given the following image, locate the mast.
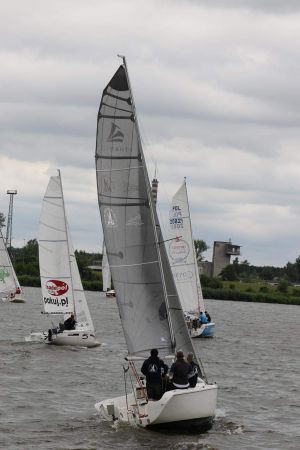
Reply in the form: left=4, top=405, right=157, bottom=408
left=57, top=170, right=76, bottom=318
left=121, top=56, right=176, bottom=350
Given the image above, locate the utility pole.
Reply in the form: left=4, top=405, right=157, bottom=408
left=6, top=190, right=17, bottom=253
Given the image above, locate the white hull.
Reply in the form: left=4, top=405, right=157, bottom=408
left=10, top=295, right=26, bottom=303
left=191, top=322, right=215, bottom=338
left=95, top=381, right=217, bottom=428
left=25, top=329, right=99, bottom=348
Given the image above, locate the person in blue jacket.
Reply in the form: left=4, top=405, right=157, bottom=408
left=141, top=349, right=168, bottom=400
left=199, top=311, right=208, bottom=324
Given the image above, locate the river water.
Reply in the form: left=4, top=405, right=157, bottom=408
left=0, top=287, right=299, bottom=449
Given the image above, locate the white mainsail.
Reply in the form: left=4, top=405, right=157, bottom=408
left=167, top=180, right=205, bottom=314
left=95, top=61, right=194, bottom=358
left=39, top=172, right=93, bottom=331
left=101, top=242, right=111, bottom=292
left=0, top=229, right=17, bottom=298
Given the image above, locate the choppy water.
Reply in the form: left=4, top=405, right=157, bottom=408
left=0, top=287, right=299, bottom=449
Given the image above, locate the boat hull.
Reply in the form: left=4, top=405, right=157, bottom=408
left=25, top=329, right=99, bottom=348
left=191, top=322, right=215, bottom=338
left=95, top=382, right=217, bottom=429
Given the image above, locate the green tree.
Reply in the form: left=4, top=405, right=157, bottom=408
left=194, top=239, right=209, bottom=262
left=220, top=264, right=239, bottom=281
left=277, top=278, right=289, bottom=293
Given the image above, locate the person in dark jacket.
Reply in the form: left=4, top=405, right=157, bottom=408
left=205, top=311, right=211, bottom=323
left=141, top=349, right=168, bottom=400
left=187, top=352, right=201, bottom=387
left=64, top=314, right=76, bottom=330
left=169, top=350, right=193, bottom=389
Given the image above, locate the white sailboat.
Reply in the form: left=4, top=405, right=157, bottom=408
left=167, top=180, right=215, bottom=338
left=94, top=58, right=217, bottom=429
left=102, top=242, right=115, bottom=297
left=26, top=172, right=98, bottom=347
left=0, top=229, right=25, bottom=303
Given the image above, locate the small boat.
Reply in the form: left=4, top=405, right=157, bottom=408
left=26, top=171, right=98, bottom=347
left=0, top=229, right=25, bottom=303
left=105, top=289, right=115, bottom=298
left=94, top=57, right=217, bottom=429
left=102, top=242, right=115, bottom=297
left=167, top=180, right=215, bottom=338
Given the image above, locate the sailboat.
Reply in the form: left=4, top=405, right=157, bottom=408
left=94, top=57, right=217, bottom=428
left=167, top=180, right=215, bottom=338
left=0, top=229, right=25, bottom=303
left=26, top=171, right=98, bottom=347
left=102, top=242, right=115, bottom=297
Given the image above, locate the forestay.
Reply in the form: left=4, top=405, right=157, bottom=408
left=38, top=175, right=75, bottom=315
left=167, top=180, right=205, bottom=313
left=95, top=62, right=194, bottom=358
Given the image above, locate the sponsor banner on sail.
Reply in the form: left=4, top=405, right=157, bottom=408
left=42, top=278, right=74, bottom=314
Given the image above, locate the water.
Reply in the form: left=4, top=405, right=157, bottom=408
left=0, top=287, right=299, bottom=449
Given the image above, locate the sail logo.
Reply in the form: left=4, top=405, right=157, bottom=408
left=126, top=214, right=144, bottom=226
left=107, top=122, right=124, bottom=142
left=0, top=267, right=9, bottom=283
left=104, top=208, right=117, bottom=228
left=103, top=177, right=114, bottom=193
left=170, top=205, right=183, bottom=229
left=46, top=279, right=69, bottom=296
left=169, top=239, right=190, bottom=263
left=174, top=270, right=194, bottom=282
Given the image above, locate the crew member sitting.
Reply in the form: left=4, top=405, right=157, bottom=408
left=169, top=350, right=193, bottom=389
left=199, top=311, right=208, bottom=324
left=64, top=313, right=76, bottom=330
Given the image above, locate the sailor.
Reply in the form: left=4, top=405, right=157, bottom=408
left=205, top=310, right=211, bottom=323
left=141, top=349, right=168, bottom=400
left=187, top=352, right=201, bottom=388
left=169, top=350, right=193, bottom=389
left=64, top=313, right=76, bottom=330
left=199, top=311, right=208, bottom=324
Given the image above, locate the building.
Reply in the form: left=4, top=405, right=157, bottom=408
left=199, top=240, right=241, bottom=278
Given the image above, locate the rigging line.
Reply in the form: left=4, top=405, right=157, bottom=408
left=110, top=260, right=159, bottom=269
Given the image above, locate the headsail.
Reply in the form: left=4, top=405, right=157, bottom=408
left=95, top=60, right=194, bottom=358
left=67, top=222, right=94, bottom=330
left=167, top=180, right=205, bottom=313
left=0, top=229, right=17, bottom=298
left=38, top=174, right=75, bottom=315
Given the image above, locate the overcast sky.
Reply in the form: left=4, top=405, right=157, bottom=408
left=1, top=0, right=300, bottom=267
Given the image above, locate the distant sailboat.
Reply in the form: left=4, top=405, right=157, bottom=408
left=0, top=229, right=25, bottom=303
left=94, top=57, right=217, bottom=429
left=26, top=171, right=98, bottom=347
left=102, top=242, right=115, bottom=297
left=167, top=180, right=215, bottom=338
